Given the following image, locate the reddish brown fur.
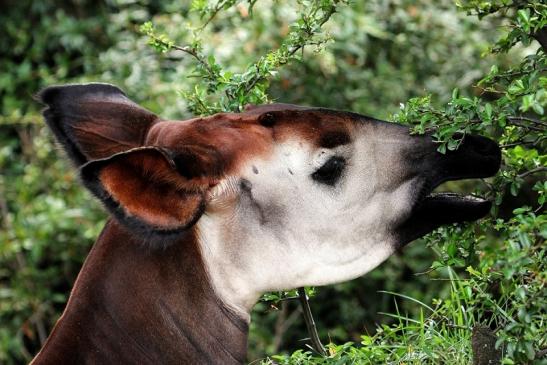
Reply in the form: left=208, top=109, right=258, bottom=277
left=89, top=106, right=359, bottom=233
left=99, top=150, right=203, bottom=229
left=146, top=114, right=273, bottom=176
left=31, top=220, right=247, bottom=365
left=34, top=84, right=501, bottom=364
left=145, top=107, right=356, bottom=178
left=34, top=84, right=366, bottom=364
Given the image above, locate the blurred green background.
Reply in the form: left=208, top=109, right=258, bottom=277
left=0, top=0, right=531, bottom=363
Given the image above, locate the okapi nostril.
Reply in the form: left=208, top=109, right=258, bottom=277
left=475, top=138, right=496, bottom=154
left=440, top=134, right=501, bottom=179
left=464, top=135, right=500, bottom=158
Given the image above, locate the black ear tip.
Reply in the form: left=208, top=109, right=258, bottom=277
left=36, top=83, right=127, bottom=107
left=35, top=85, right=62, bottom=105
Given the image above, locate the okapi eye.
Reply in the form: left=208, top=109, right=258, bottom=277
left=258, top=113, right=276, bottom=127
left=312, top=156, right=346, bottom=186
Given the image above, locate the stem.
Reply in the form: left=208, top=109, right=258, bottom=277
left=272, top=300, right=288, bottom=353
left=170, top=44, right=217, bottom=78
left=272, top=302, right=301, bottom=353
left=286, top=4, right=338, bottom=58
left=199, top=0, right=229, bottom=30
left=507, top=116, right=547, bottom=128
left=243, top=3, right=339, bottom=95
left=518, top=166, right=547, bottom=179
left=507, top=118, right=545, bottom=132
left=536, top=348, right=547, bottom=359
left=297, top=287, right=327, bottom=356
left=487, top=67, right=547, bottom=82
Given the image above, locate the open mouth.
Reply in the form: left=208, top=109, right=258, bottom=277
left=396, top=134, right=501, bottom=246
left=419, top=191, right=492, bottom=224
left=396, top=185, right=495, bottom=246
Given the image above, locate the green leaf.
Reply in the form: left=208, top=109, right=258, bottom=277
left=484, top=103, right=492, bottom=121
left=524, top=341, right=535, bottom=360
left=431, top=261, right=445, bottom=269
left=531, top=103, right=544, bottom=115
left=508, top=80, right=525, bottom=95
left=446, top=242, right=457, bottom=258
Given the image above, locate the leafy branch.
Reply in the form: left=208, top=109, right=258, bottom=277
left=392, top=2, right=546, bottom=362
left=139, top=1, right=546, bottom=363
left=140, top=0, right=348, bottom=115
left=191, top=0, right=258, bottom=30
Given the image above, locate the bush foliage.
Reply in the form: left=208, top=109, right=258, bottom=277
left=0, top=0, right=545, bottom=364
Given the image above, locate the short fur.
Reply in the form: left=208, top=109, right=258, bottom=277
left=32, top=83, right=501, bottom=364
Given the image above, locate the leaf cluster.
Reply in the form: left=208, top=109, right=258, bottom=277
left=140, top=0, right=348, bottom=114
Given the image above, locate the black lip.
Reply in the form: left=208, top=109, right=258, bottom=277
left=396, top=135, right=501, bottom=246
left=419, top=192, right=492, bottom=223
left=396, top=192, right=492, bottom=246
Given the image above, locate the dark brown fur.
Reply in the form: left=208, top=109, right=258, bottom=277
left=34, top=84, right=361, bottom=364
left=31, top=220, right=247, bottom=365
left=33, top=83, right=501, bottom=364
left=32, top=84, right=427, bottom=364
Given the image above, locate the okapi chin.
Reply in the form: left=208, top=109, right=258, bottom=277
left=31, top=83, right=501, bottom=364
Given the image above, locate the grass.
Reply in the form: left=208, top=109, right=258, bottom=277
left=259, top=269, right=479, bottom=365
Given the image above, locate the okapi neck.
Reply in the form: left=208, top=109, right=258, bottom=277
left=31, top=219, right=248, bottom=365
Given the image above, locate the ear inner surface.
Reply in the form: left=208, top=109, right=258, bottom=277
left=81, top=147, right=206, bottom=234
left=38, top=83, right=158, bottom=166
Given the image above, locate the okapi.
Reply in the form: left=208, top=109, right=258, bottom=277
left=31, top=83, right=501, bottom=364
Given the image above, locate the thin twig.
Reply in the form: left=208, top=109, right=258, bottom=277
left=272, top=300, right=289, bottom=353
left=518, top=166, right=547, bottom=179
left=199, top=0, right=230, bottom=30
left=500, top=134, right=547, bottom=148
left=286, top=5, right=337, bottom=58
left=486, top=67, right=547, bottom=81
left=170, top=44, right=216, bottom=77
left=297, top=287, right=327, bottom=356
left=243, top=4, right=339, bottom=95
left=536, top=348, right=547, bottom=359
left=272, top=302, right=301, bottom=353
left=507, top=116, right=547, bottom=128
left=0, top=116, right=42, bottom=125
left=508, top=118, right=545, bottom=132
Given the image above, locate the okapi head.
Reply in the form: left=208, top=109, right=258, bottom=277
left=35, top=83, right=500, bottom=363
left=39, top=83, right=501, bottom=313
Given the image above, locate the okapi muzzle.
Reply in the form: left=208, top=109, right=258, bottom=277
left=31, top=83, right=501, bottom=364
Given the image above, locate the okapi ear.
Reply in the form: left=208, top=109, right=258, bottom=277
left=37, top=83, right=158, bottom=166
left=81, top=146, right=215, bottom=236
